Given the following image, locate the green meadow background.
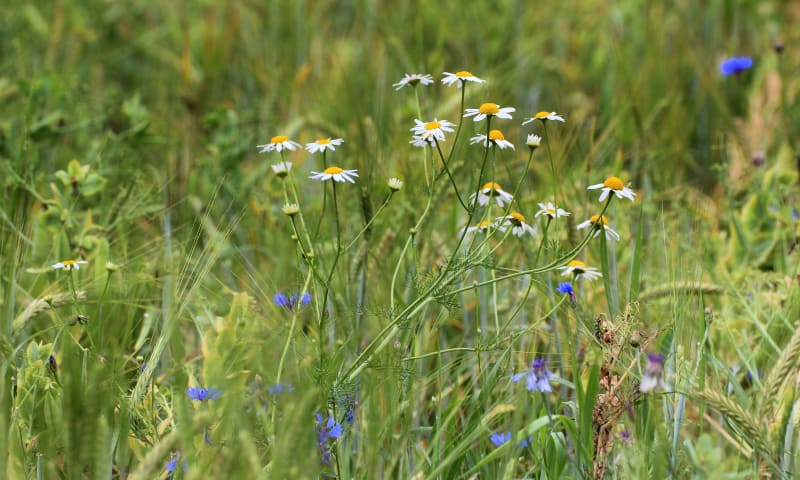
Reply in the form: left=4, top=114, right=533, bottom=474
left=2, top=0, right=799, bottom=478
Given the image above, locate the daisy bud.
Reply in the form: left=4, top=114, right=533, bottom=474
left=388, top=178, right=403, bottom=192
left=282, top=203, right=300, bottom=217
left=526, top=134, right=542, bottom=149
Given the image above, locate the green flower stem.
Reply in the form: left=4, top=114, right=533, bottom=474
left=543, top=122, right=559, bottom=210
left=404, top=347, right=479, bottom=361
left=313, top=151, right=329, bottom=242
left=319, top=181, right=343, bottom=335
left=390, top=236, right=412, bottom=309
left=344, top=192, right=394, bottom=250
left=274, top=269, right=312, bottom=391
left=285, top=173, right=315, bottom=252
left=433, top=139, right=468, bottom=211
left=448, top=83, right=467, bottom=151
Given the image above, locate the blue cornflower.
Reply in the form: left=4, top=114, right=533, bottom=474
left=792, top=208, right=798, bottom=222
left=315, top=413, right=343, bottom=443
left=186, top=387, right=222, bottom=401
left=273, top=291, right=311, bottom=311
left=639, top=353, right=667, bottom=393
left=315, top=413, right=343, bottom=466
left=720, top=56, right=753, bottom=76
left=267, top=383, right=294, bottom=395
left=490, top=431, right=531, bottom=448
left=512, top=358, right=554, bottom=392
left=556, top=281, right=576, bottom=303
left=165, top=452, right=187, bottom=479
left=490, top=431, right=511, bottom=447
left=166, top=455, right=178, bottom=473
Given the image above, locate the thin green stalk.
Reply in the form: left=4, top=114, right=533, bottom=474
left=344, top=192, right=393, bottom=250
left=543, top=122, right=560, bottom=222
left=433, top=139, right=469, bottom=211
left=319, top=181, right=343, bottom=333
left=313, top=150, right=329, bottom=241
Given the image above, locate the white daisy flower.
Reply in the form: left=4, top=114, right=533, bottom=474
left=52, top=260, right=88, bottom=271
left=305, top=138, right=344, bottom=154
left=577, top=214, right=620, bottom=241
left=393, top=73, right=434, bottom=90
left=271, top=161, right=292, bottom=177
left=526, top=134, right=542, bottom=149
left=410, top=118, right=455, bottom=142
left=521, top=111, right=565, bottom=125
left=469, top=129, right=515, bottom=150
left=464, top=103, right=515, bottom=122
left=309, top=166, right=359, bottom=183
left=461, top=220, right=494, bottom=236
left=535, top=202, right=571, bottom=219
left=470, top=182, right=514, bottom=208
left=497, top=212, right=536, bottom=237
left=559, top=260, right=602, bottom=281
left=587, top=176, right=636, bottom=202
left=410, top=132, right=435, bottom=148
left=257, top=135, right=302, bottom=153
left=441, top=70, right=486, bottom=88
left=387, top=178, right=403, bottom=191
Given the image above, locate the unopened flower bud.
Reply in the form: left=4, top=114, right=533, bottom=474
left=282, top=203, right=300, bottom=217
left=526, top=134, right=542, bottom=149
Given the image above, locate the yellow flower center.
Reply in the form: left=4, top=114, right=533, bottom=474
left=477, top=220, right=492, bottom=229
left=603, top=176, right=625, bottom=190
left=324, top=166, right=344, bottom=174
left=424, top=121, right=442, bottom=131
left=62, top=260, right=77, bottom=266
left=478, top=103, right=500, bottom=115
left=271, top=135, right=289, bottom=144
left=481, top=182, right=503, bottom=192
left=508, top=212, right=526, bottom=225
left=534, top=111, right=551, bottom=119
left=488, top=129, right=505, bottom=141
left=317, top=139, right=331, bottom=145
left=546, top=208, right=556, bottom=215
left=456, top=71, right=474, bottom=78
left=567, top=260, right=587, bottom=272
left=589, top=214, right=609, bottom=226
